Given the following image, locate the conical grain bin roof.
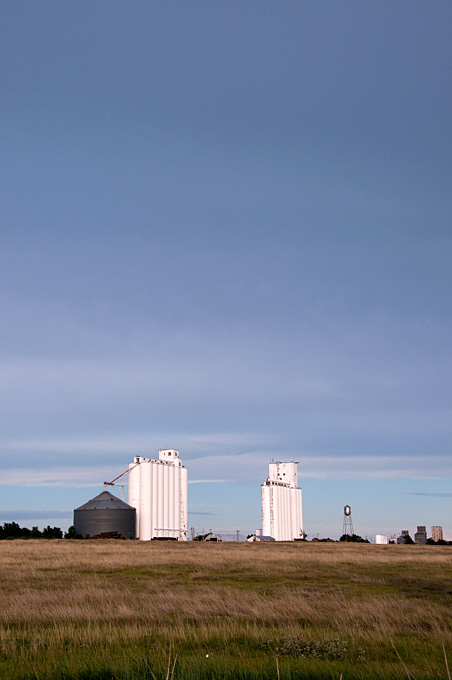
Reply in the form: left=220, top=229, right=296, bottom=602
left=75, top=490, right=134, bottom=511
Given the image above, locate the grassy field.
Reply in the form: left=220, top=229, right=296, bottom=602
left=1, top=540, right=452, bottom=679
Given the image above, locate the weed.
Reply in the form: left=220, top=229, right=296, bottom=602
left=277, top=635, right=348, bottom=660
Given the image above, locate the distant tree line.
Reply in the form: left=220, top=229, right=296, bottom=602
left=339, top=534, right=370, bottom=543
left=0, top=522, right=82, bottom=539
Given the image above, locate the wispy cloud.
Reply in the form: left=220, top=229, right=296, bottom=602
left=0, top=431, right=276, bottom=457
left=405, top=492, right=452, bottom=498
left=300, top=455, right=452, bottom=480
left=187, top=511, right=220, bottom=516
left=0, top=510, right=72, bottom=520
left=1, top=446, right=451, bottom=488
left=1, top=467, right=115, bottom=488
left=189, top=479, right=228, bottom=484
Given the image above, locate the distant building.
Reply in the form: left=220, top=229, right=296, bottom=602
left=414, top=526, right=427, bottom=544
left=431, top=526, right=443, bottom=542
left=375, top=534, right=389, bottom=545
left=397, top=530, right=411, bottom=544
left=261, top=460, right=303, bottom=541
left=247, top=534, right=276, bottom=542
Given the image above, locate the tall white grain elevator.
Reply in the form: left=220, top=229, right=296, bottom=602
left=261, top=460, right=303, bottom=541
left=128, top=449, right=188, bottom=541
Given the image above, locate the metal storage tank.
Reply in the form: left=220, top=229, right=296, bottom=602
left=375, top=534, right=389, bottom=545
left=74, top=491, right=136, bottom=539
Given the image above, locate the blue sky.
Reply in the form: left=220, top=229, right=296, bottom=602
left=1, top=2, right=451, bottom=540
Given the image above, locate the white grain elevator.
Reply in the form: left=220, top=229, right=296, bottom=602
left=261, top=460, right=303, bottom=541
left=128, top=449, right=188, bottom=541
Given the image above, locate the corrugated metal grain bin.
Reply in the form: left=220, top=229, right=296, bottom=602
left=74, top=491, right=136, bottom=539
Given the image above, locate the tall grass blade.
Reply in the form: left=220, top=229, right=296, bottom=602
left=390, top=640, right=415, bottom=680
left=443, top=642, right=451, bottom=680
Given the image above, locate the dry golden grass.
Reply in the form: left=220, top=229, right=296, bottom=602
left=1, top=540, right=451, bottom=630
left=1, top=540, right=452, bottom=678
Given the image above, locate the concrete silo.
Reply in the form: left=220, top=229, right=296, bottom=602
left=261, top=460, right=303, bottom=541
left=128, top=449, right=188, bottom=541
left=74, top=491, right=136, bottom=539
